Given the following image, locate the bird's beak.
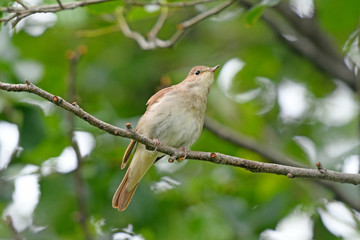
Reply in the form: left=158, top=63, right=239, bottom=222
left=210, top=65, right=220, bottom=72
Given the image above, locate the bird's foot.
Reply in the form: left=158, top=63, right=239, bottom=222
left=168, top=147, right=189, bottom=163
left=153, top=138, right=161, bottom=152
left=177, top=147, right=189, bottom=162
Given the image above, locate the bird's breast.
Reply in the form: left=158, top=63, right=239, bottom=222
left=138, top=90, right=207, bottom=148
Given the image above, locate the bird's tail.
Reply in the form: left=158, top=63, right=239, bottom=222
left=112, top=143, right=157, bottom=211
left=112, top=167, right=139, bottom=211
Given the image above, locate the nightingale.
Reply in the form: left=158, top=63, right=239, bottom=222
left=112, top=65, right=219, bottom=211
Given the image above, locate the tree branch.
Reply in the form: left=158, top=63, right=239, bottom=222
left=0, top=80, right=359, bottom=186
left=204, top=117, right=360, bottom=211
left=0, top=0, right=220, bottom=27
left=117, top=0, right=235, bottom=50
left=66, top=47, right=93, bottom=240
left=238, top=0, right=356, bottom=90
left=204, top=117, right=304, bottom=167
left=14, top=0, right=29, bottom=10
left=0, top=0, right=113, bottom=26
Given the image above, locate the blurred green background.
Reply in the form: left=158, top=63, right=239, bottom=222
left=0, top=0, right=359, bottom=239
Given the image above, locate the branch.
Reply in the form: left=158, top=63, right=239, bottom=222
left=1, top=81, right=360, bottom=185
left=14, top=0, right=29, bottom=9
left=147, top=6, right=169, bottom=41
left=56, top=0, right=65, bottom=9
left=273, top=1, right=340, bottom=60
left=66, top=47, right=93, bottom=240
left=238, top=0, right=356, bottom=90
left=205, top=117, right=360, bottom=211
left=177, top=0, right=234, bottom=29
left=117, top=0, right=235, bottom=50
left=0, top=0, right=220, bottom=27
left=204, top=117, right=304, bottom=167
left=0, top=0, right=113, bottom=26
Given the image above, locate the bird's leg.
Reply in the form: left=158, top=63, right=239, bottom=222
left=153, top=138, right=160, bottom=152
left=177, top=147, right=189, bottom=162
left=145, top=138, right=161, bottom=152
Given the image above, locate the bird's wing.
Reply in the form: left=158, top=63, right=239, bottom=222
left=146, top=85, right=174, bottom=110
left=121, top=139, right=136, bottom=169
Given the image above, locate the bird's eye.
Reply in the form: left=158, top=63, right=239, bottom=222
left=195, top=70, right=201, bottom=75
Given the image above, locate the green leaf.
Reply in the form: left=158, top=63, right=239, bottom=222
left=245, top=4, right=265, bottom=27
left=343, top=29, right=360, bottom=68
left=343, top=29, right=359, bottom=53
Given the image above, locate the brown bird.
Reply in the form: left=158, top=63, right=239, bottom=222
left=112, top=65, right=219, bottom=211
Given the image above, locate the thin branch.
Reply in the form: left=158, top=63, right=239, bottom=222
left=238, top=0, right=356, bottom=90
left=204, top=117, right=360, bottom=211
left=14, top=0, right=29, bottom=9
left=147, top=6, right=169, bottom=40
left=0, top=0, right=220, bottom=26
left=56, top=0, right=65, bottom=9
left=274, top=1, right=340, bottom=60
left=117, top=7, right=155, bottom=49
left=66, top=48, right=93, bottom=240
left=1, top=0, right=112, bottom=13
left=117, top=0, right=235, bottom=50
left=0, top=0, right=113, bottom=26
left=178, top=0, right=234, bottom=29
left=0, top=80, right=360, bottom=185
left=204, top=117, right=303, bottom=167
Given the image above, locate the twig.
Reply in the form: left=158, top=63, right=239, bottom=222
left=117, top=7, right=155, bottom=49
left=117, top=0, right=235, bottom=50
left=274, top=1, right=340, bottom=60
left=0, top=0, right=113, bottom=26
left=0, top=80, right=360, bottom=186
left=0, top=0, right=220, bottom=27
left=66, top=48, right=93, bottom=240
left=1, top=0, right=112, bottom=13
left=147, top=6, right=169, bottom=40
left=56, top=0, right=65, bottom=9
left=14, top=0, right=29, bottom=9
left=178, top=0, right=234, bottom=29
left=72, top=140, right=93, bottom=240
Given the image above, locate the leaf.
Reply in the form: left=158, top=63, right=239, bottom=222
left=343, top=29, right=360, bottom=68
left=343, top=29, right=359, bottom=53
left=245, top=4, right=265, bottom=27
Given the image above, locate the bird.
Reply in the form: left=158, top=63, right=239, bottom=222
left=112, top=65, right=220, bottom=211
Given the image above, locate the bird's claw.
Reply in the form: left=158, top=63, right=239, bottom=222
left=153, top=138, right=160, bottom=152
left=168, top=147, right=188, bottom=163
left=177, top=147, right=188, bottom=162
